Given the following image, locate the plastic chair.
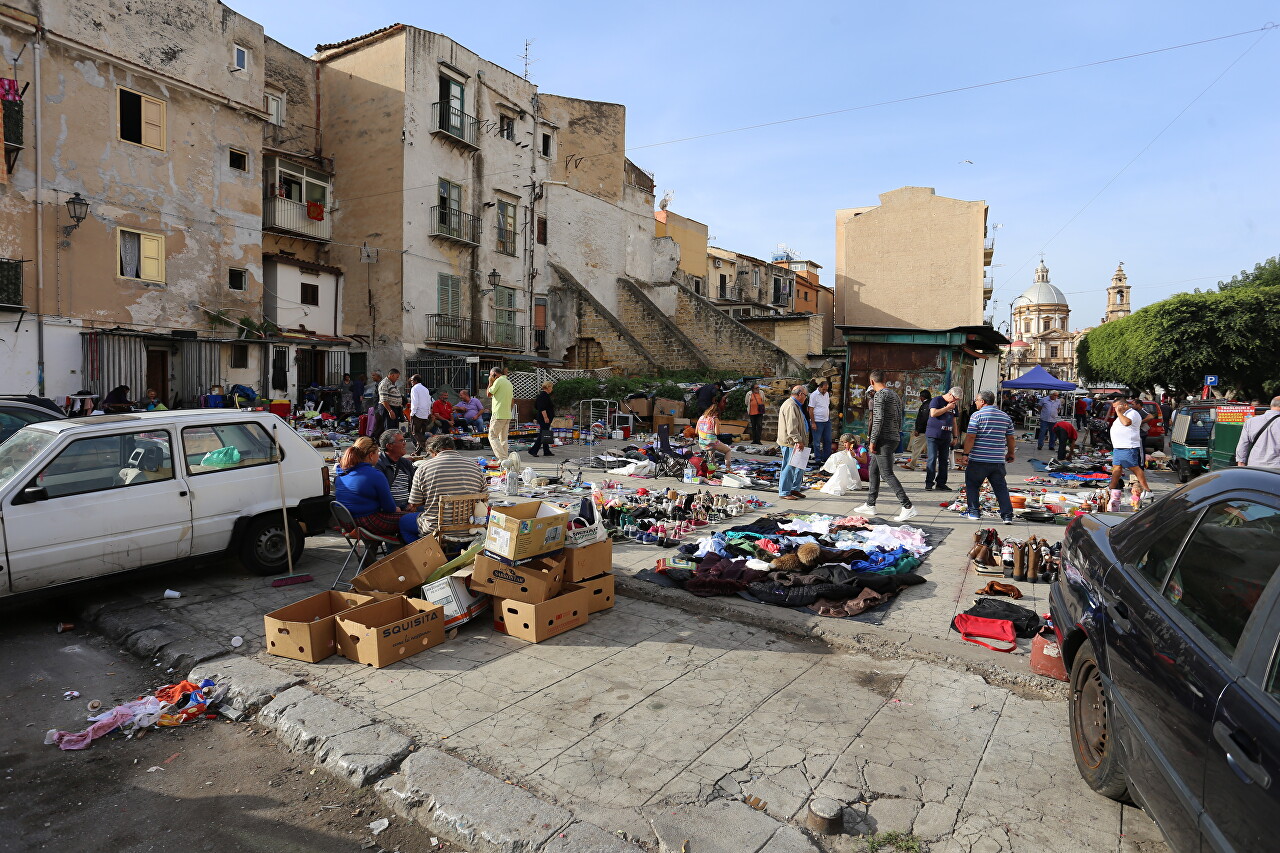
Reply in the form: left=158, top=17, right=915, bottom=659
left=330, top=501, right=400, bottom=590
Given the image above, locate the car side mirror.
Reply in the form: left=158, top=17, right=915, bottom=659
left=20, top=485, right=49, bottom=503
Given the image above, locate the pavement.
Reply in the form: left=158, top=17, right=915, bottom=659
left=65, top=430, right=1177, bottom=853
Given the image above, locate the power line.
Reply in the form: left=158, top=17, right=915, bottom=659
left=330, top=23, right=1277, bottom=209
left=990, top=24, right=1274, bottom=302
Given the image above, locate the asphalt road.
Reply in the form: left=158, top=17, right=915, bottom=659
left=0, top=603, right=460, bottom=853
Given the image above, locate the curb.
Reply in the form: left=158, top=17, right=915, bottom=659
left=74, top=596, right=645, bottom=853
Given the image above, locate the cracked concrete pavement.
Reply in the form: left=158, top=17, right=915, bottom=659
left=69, top=430, right=1175, bottom=852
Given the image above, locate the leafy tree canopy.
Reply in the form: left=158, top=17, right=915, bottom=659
left=1218, top=255, right=1280, bottom=290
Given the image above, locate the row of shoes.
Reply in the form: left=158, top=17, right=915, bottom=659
left=969, top=529, right=1060, bottom=583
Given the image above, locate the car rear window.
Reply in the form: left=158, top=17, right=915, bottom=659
left=181, top=422, right=279, bottom=475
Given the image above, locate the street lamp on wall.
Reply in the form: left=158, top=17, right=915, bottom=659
left=63, top=192, right=89, bottom=236
left=487, top=269, right=501, bottom=289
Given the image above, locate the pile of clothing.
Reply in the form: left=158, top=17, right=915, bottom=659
left=651, top=513, right=930, bottom=618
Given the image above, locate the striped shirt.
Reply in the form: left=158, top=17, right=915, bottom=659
left=967, top=405, right=1015, bottom=463
left=407, top=450, right=487, bottom=534
left=868, top=388, right=903, bottom=446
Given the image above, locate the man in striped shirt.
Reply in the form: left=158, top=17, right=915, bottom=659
left=958, top=390, right=1016, bottom=523
left=399, top=434, right=487, bottom=542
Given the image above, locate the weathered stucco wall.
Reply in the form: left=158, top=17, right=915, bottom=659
left=669, top=282, right=808, bottom=376
left=541, top=94, right=623, bottom=205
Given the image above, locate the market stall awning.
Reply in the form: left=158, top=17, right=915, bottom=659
left=1002, top=365, right=1077, bottom=391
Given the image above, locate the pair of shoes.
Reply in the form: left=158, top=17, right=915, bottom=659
left=1000, top=516, right=1014, bottom=525
left=894, top=506, right=918, bottom=522
left=543, top=451, right=556, bottom=457
left=852, top=503, right=878, bottom=516
left=975, top=580, right=1023, bottom=600
left=788, top=490, right=806, bottom=499
left=924, top=486, right=934, bottom=492
left=959, top=511, right=982, bottom=520
left=933, top=485, right=953, bottom=492
left=783, top=494, right=801, bottom=500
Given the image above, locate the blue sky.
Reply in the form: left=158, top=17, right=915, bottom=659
left=237, top=0, right=1279, bottom=329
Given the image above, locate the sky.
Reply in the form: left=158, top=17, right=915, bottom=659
left=235, top=0, right=1280, bottom=330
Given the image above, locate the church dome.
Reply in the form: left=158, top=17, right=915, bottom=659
left=1012, top=261, right=1068, bottom=307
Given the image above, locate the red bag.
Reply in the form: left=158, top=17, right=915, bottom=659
left=952, top=614, right=1017, bottom=652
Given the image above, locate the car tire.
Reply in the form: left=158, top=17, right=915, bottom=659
left=1176, top=460, right=1189, bottom=484
left=240, top=513, right=306, bottom=576
left=1068, top=639, right=1129, bottom=800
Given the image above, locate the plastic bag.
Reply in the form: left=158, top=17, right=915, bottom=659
left=820, top=464, right=857, bottom=496
left=200, top=446, right=241, bottom=467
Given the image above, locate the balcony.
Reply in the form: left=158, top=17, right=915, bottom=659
left=431, top=102, right=480, bottom=149
left=424, top=314, right=526, bottom=351
left=533, top=327, right=548, bottom=351
left=429, top=206, right=481, bottom=246
left=984, top=236, right=995, bottom=266
left=496, top=227, right=517, bottom=256
left=264, top=196, right=331, bottom=241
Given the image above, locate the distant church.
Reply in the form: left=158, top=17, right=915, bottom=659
left=1007, top=261, right=1131, bottom=383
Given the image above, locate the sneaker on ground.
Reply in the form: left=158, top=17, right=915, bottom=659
left=959, top=511, right=982, bottom=520
left=1140, top=490, right=1152, bottom=501
left=894, top=506, right=919, bottom=522
left=1001, top=516, right=1013, bottom=525
left=852, top=503, right=878, bottom=516
left=924, top=486, right=934, bottom=492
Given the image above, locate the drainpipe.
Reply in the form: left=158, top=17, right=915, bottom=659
left=32, top=30, right=44, bottom=396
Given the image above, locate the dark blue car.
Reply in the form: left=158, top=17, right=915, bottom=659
left=1050, top=467, right=1280, bottom=852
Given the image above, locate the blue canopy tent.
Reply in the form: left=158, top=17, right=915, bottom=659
left=1002, top=365, right=1077, bottom=391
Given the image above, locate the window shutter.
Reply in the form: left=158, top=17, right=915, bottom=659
left=139, top=234, right=165, bottom=282
left=141, top=97, right=165, bottom=150
left=437, top=273, right=460, bottom=316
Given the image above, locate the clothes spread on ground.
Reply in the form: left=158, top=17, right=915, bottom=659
left=652, top=512, right=932, bottom=618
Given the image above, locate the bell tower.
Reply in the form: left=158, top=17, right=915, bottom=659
left=1105, top=262, right=1130, bottom=322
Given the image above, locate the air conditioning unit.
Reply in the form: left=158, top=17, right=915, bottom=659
left=713, top=259, right=722, bottom=268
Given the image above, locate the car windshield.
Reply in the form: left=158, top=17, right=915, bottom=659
left=0, top=426, right=58, bottom=492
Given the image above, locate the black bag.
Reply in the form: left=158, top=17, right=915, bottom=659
left=958, top=599, right=1042, bottom=638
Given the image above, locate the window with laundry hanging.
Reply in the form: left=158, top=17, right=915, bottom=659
left=118, top=227, right=165, bottom=283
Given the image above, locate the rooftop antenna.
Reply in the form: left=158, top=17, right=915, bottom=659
left=519, top=39, right=538, bottom=80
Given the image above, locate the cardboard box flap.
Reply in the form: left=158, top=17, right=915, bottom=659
left=264, top=590, right=376, bottom=663
left=351, top=535, right=448, bottom=594
left=335, top=596, right=446, bottom=668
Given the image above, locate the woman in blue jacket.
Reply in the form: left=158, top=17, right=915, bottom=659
left=334, top=436, right=404, bottom=538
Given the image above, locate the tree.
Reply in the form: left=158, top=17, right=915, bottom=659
left=1218, top=255, right=1280, bottom=290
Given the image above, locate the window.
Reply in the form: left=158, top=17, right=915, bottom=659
left=300, top=282, right=320, bottom=306
left=536, top=215, right=547, bottom=246
left=1050, top=345, right=1059, bottom=359
left=494, top=285, right=518, bottom=347
left=36, top=431, right=174, bottom=498
left=228, top=268, right=247, bottom=291
left=182, top=422, right=279, bottom=475
left=118, top=227, right=165, bottom=283
left=437, top=273, right=461, bottom=317
left=264, top=93, right=284, bottom=126
left=498, top=114, right=515, bottom=141
left=438, top=76, right=465, bottom=135
left=118, top=87, right=165, bottom=151
left=690, top=276, right=703, bottom=295
left=1024, top=320, right=1031, bottom=334
left=1042, top=317, right=1051, bottom=332
left=1117, top=291, right=1125, bottom=304
left=229, top=149, right=248, bottom=171
left=719, top=273, right=729, bottom=299
left=496, top=199, right=517, bottom=255
left=233, top=45, right=248, bottom=71
left=273, top=159, right=330, bottom=210
left=230, top=344, right=249, bottom=369
left=1162, top=499, right=1280, bottom=656
left=541, top=132, right=552, bottom=157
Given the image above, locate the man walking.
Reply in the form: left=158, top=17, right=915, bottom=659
left=901, top=390, right=931, bottom=471
left=854, top=371, right=916, bottom=521
left=958, top=390, right=1016, bottom=523
left=1235, top=396, right=1280, bottom=471
left=377, top=369, right=403, bottom=433
left=776, top=385, right=810, bottom=501
left=407, top=374, right=433, bottom=451
left=808, top=380, right=833, bottom=467
left=1107, top=396, right=1152, bottom=510
left=1074, top=395, right=1090, bottom=429
left=1036, top=391, right=1062, bottom=451
left=486, top=365, right=514, bottom=459
left=925, top=386, right=961, bottom=491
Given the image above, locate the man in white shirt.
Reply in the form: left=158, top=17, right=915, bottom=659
left=407, top=374, right=434, bottom=452
left=1107, top=396, right=1152, bottom=509
left=1235, top=397, right=1280, bottom=470
left=807, top=380, right=833, bottom=466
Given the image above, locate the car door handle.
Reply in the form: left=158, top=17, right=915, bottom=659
left=1213, top=721, right=1272, bottom=788
left=1105, top=600, right=1131, bottom=631
left=178, top=490, right=188, bottom=497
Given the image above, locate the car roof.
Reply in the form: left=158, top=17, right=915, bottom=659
left=0, top=397, right=64, bottom=417
left=24, top=410, right=284, bottom=435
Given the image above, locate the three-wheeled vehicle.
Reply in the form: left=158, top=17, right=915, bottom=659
left=1168, top=402, right=1225, bottom=482
left=1207, top=404, right=1267, bottom=472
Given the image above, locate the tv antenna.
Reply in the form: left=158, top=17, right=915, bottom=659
left=519, top=39, right=538, bottom=80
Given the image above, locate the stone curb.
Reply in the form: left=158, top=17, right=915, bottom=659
left=613, top=574, right=1067, bottom=699
left=76, top=598, right=230, bottom=676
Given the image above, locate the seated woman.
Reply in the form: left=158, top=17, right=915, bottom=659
left=102, top=385, right=133, bottom=414
left=838, top=433, right=871, bottom=483
left=334, top=436, right=404, bottom=540
left=695, top=404, right=733, bottom=467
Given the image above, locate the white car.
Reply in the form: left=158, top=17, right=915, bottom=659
left=0, top=410, right=334, bottom=597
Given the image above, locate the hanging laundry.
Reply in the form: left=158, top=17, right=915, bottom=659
left=0, top=79, right=19, bottom=101
left=306, top=200, right=325, bottom=221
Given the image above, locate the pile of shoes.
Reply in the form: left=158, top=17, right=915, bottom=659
left=969, top=528, right=1004, bottom=575
left=997, top=535, right=1060, bottom=584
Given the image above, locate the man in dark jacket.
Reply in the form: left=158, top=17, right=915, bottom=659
left=529, top=381, right=556, bottom=458
left=853, top=370, right=917, bottom=522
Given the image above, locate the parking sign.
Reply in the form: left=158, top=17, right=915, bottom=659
left=1205, top=375, right=1219, bottom=386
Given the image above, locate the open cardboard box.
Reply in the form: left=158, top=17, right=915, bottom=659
left=483, top=500, right=568, bottom=561
left=335, top=596, right=445, bottom=668
left=575, top=573, right=615, bottom=613
left=420, top=568, right=490, bottom=630
left=473, top=551, right=565, bottom=604
left=563, top=539, right=612, bottom=582
left=492, top=583, right=590, bottom=643
left=351, top=535, right=448, bottom=594
left=264, top=590, right=376, bottom=663
left=654, top=397, right=684, bottom=418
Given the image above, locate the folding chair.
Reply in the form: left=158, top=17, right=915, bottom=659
left=330, top=501, right=400, bottom=590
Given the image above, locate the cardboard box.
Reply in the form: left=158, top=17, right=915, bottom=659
left=335, top=596, right=445, bottom=668
left=654, top=397, right=684, bottom=418
left=550, top=417, right=574, bottom=429
left=483, top=500, right=568, bottom=561
left=477, top=546, right=564, bottom=568
left=264, top=590, right=376, bottom=663
left=420, top=568, right=490, bottom=630
left=473, top=551, right=565, bottom=603
left=653, top=414, right=675, bottom=430
left=622, top=397, right=653, bottom=417
left=351, top=535, right=448, bottom=594
left=564, top=539, right=613, bottom=582
left=576, top=572, right=615, bottom=613
left=492, top=584, right=591, bottom=643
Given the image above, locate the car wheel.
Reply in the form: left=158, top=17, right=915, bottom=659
left=1069, top=639, right=1129, bottom=800
left=240, top=514, right=306, bottom=576
left=1176, top=460, right=1189, bottom=484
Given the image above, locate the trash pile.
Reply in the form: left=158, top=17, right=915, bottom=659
left=45, top=678, right=227, bottom=751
